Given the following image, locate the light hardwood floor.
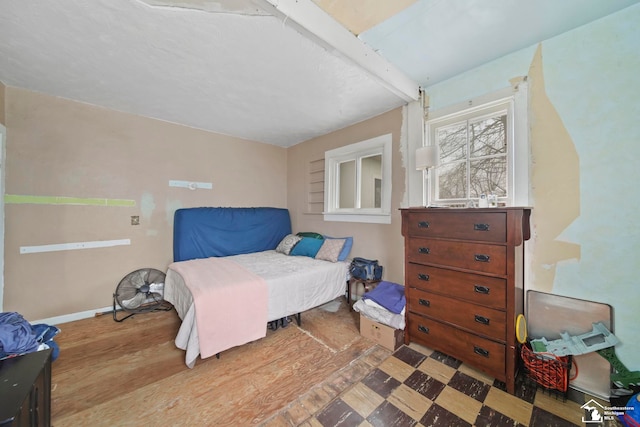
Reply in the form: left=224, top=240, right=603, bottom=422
left=50, top=298, right=378, bottom=426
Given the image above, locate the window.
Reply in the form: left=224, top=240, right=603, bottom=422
left=324, top=134, right=392, bottom=224
left=426, top=83, right=529, bottom=207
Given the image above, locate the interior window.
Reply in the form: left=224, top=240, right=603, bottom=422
left=324, top=134, right=391, bottom=224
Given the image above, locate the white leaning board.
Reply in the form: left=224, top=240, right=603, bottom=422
left=526, top=290, right=613, bottom=400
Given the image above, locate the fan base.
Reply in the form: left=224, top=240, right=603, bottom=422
left=112, top=296, right=172, bottom=322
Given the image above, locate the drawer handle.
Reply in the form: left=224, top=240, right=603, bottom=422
left=474, top=223, right=490, bottom=231
left=474, top=346, right=490, bottom=358
left=418, top=221, right=430, bottom=228
left=418, top=325, right=429, bottom=334
left=419, top=298, right=430, bottom=307
left=474, top=254, right=490, bottom=263
left=474, top=315, right=490, bottom=325
left=417, top=273, right=430, bottom=281
left=474, top=285, right=490, bottom=294
left=418, top=247, right=430, bottom=254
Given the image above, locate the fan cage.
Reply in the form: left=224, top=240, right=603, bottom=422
left=113, top=268, right=172, bottom=322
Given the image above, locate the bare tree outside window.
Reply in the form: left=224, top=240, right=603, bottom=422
left=424, top=86, right=529, bottom=208
left=434, top=113, right=508, bottom=202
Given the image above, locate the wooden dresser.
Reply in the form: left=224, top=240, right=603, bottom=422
left=0, top=349, right=52, bottom=427
left=401, top=207, right=531, bottom=394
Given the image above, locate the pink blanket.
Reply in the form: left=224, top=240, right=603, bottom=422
left=168, top=257, right=268, bottom=360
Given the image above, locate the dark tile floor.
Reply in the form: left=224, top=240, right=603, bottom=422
left=289, top=343, right=623, bottom=427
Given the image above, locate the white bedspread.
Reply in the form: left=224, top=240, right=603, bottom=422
left=164, top=250, right=349, bottom=368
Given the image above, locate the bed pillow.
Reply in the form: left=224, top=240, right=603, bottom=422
left=275, top=234, right=302, bottom=255
left=323, top=235, right=353, bottom=261
left=296, top=231, right=324, bottom=240
left=290, top=237, right=324, bottom=257
left=315, top=238, right=346, bottom=262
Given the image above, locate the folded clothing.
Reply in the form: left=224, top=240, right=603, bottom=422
left=354, top=299, right=405, bottom=330
left=362, top=281, right=405, bottom=314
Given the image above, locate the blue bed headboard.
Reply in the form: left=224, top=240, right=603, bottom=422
left=173, top=207, right=292, bottom=262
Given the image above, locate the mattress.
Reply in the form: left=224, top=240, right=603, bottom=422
left=164, top=250, right=349, bottom=368
left=173, top=207, right=291, bottom=261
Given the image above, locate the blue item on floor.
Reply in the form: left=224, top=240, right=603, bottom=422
left=362, top=281, right=405, bottom=314
left=0, top=312, right=60, bottom=361
left=619, top=393, right=640, bottom=427
left=32, top=323, right=61, bottom=361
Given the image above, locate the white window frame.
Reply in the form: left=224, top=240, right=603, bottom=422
left=425, top=83, right=529, bottom=207
left=324, top=133, right=392, bottom=224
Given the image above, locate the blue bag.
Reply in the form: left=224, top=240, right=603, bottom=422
left=350, top=257, right=383, bottom=281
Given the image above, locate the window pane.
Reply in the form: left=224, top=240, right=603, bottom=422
left=360, top=155, right=382, bottom=208
left=437, top=161, right=467, bottom=199
left=470, top=114, right=507, bottom=158
left=469, top=156, right=507, bottom=197
left=338, top=160, right=356, bottom=208
left=437, top=123, right=467, bottom=163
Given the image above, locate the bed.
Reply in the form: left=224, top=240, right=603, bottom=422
left=163, top=207, right=350, bottom=368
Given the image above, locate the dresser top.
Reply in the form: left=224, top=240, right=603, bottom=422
left=401, top=207, right=532, bottom=212
left=401, top=206, right=531, bottom=244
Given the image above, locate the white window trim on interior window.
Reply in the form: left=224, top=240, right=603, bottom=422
left=425, top=81, right=530, bottom=207
left=324, top=133, right=392, bottom=224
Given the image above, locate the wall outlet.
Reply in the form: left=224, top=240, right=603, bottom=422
left=131, top=216, right=140, bottom=225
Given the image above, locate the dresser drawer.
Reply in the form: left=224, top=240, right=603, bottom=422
left=406, top=211, right=506, bottom=243
left=407, top=314, right=506, bottom=380
left=407, top=238, right=507, bottom=275
left=406, top=263, right=506, bottom=309
left=408, top=289, right=506, bottom=340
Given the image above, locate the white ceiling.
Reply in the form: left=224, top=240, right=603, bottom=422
left=1, top=0, right=637, bottom=147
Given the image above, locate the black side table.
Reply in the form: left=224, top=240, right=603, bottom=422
left=347, top=278, right=381, bottom=311
left=0, top=349, right=52, bottom=427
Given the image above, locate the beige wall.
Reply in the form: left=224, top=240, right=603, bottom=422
left=4, top=87, right=287, bottom=320
left=287, top=108, right=406, bottom=284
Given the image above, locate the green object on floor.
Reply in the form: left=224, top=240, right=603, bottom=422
left=597, top=347, right=640, bottom=388
left=531, top=340, right=547, bottom=352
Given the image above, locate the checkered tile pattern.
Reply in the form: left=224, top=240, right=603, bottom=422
left=306, top=344, right=605, bottom=427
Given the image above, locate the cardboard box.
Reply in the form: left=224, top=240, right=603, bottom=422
left=359, top=314, right=404, bottom=351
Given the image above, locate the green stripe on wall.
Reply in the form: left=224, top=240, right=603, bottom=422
left=4, top=194, right=136, bottom=207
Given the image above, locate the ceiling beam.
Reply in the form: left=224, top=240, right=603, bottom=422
left=260, top=0, right=420, bottom=102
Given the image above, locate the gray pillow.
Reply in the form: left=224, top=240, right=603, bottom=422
left=275, top=234, right=302, bottom=255
left=315, top=238, right=346, bottom=262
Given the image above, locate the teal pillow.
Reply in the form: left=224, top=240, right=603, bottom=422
left=296, top=231, right=324, bottom=240
left=323, top=235, right=353, bottom=261
left=290, top=237, right=324, bottom=257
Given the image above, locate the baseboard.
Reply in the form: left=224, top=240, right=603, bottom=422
left=33, top=305, right=113, bottom=325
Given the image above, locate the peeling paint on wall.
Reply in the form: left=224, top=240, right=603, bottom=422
left=420, top=3, right=640, bottom=380
left=528, top=44, right=581, bottom=294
